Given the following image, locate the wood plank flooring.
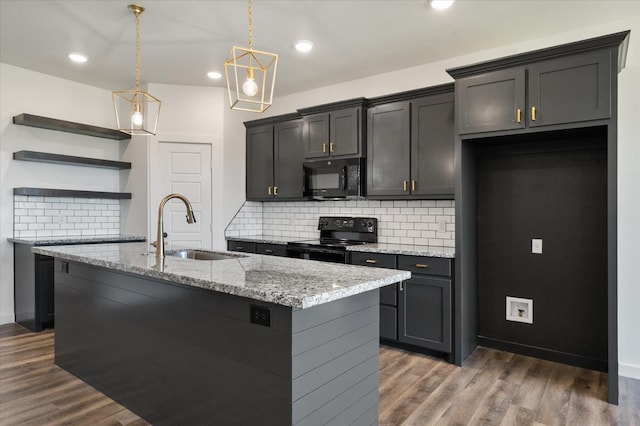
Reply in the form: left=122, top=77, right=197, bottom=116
left=1, top=323, right=638, bottom=425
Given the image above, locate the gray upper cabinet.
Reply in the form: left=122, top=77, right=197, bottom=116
left=246, top=124, right=275, bottom=201
left=298, top=98, right=366, bottom=160
left=456, top=49, right=612, bottom=134
left=367, top=86, right=454, bottom=199
left=302, top=107, right=361, bottom=159
left=246, top=116, right=303, bottom=201
left=411, top=94, right=455, bottom=197
left=367, top=101, right=411, bottom=197
left=528, top=50, right=611, bottom=127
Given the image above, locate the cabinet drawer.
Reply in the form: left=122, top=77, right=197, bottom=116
left=380, top=284, right=397, bottom=306
left=397, top=255, right=451, bottom=277
left=227, top=240, right=257, bottom=253
left=350, top=252, right=397, bottom=269
left=256, top=243, right=286, bottom=257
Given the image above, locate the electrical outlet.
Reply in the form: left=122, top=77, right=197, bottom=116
left=532, top=238, right=543, bottom=254
left=250, top=305, right=271, bottom=327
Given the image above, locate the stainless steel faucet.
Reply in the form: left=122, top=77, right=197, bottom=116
left=155, top=193, right=197, bottom=259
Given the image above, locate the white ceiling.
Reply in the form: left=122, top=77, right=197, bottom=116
left=1, top=0, right=638, bottom=96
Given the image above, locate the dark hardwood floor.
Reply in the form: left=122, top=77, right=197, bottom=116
left=1, top=323, right=638, bottom=425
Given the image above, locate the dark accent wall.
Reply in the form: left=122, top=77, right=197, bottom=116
left=475, top=128, right=608, bottom=371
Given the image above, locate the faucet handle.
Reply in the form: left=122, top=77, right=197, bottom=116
left=151, top=233, right=168, bottom=248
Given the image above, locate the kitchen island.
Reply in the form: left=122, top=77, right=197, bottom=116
left=33, top=242, right=410, bottom=426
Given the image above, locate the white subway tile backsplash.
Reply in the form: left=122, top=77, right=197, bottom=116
left=224, top=199, right=456, bottom=248
left=13, top=195, right=121, bottom=238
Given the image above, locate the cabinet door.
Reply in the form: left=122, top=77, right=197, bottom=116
left=457, top=68, right=526, bottom=134
left=411, top=94, right=455, bottom=197
left=528, top=50, right=611, bottom=128
left=366, top=101, right=411, bottom=197
left=246, top=125, right=274, bottom=200
left=398, top=275, right=452, bottom=352
left=274, top=120, right=303, bottom=199
left=302, top=113, right=330, bottom=159
left=380, top=305, right=398, bottom=341
left=330, top=107, right=361, bottom=157
left=35, top=254, right=55, bottom=326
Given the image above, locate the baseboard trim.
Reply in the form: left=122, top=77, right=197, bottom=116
left=0, top=313, right=16, bottom=325
left=619, top=362, right=640, bottom=380
left=478, top=336, right=608, bottom=372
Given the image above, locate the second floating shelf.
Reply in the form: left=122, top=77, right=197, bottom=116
left=13, top=151, right=131, bottom=170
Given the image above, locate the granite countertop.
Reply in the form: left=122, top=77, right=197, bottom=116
left=32, top=242, right=410, bottom=310
left=225, top=235, right=302, bottom=244
left=346, top=243, right=455, bottom=258
left=8, top=235, right=146, bottom=246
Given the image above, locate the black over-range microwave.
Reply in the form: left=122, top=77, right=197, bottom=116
left=303, top=157, right=364, bottom=199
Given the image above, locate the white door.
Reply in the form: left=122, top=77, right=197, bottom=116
left=158, top=142, right=212, bottom=250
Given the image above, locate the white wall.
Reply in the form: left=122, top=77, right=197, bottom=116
left=0, top=63, right=120, bottom=324
left=221, top=17, right=640, bottom=379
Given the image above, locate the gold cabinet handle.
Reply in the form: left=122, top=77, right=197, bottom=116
left=516, top=108, right=522, bottom=123
left=365, top=259, right=378, bottom=264
left=403, top=180, right=408, bottom=192
left=399, top=282, right=404, bottom=291
left=264, top=249, right=273, bottom=253
left=411, top=180, right=416, bottom=192
left=330, top=142, right=335, bottom=152
left=531, top=106, right=536, bottom=121
left=235, top=246, right=244, bottom=251
left=322, top=143, right=327, bottom=153
left=415, top=263, right=429, bottom=268
left=268, top=186, right=272, bottom=195
left=273, top=186, right=278, bottom=196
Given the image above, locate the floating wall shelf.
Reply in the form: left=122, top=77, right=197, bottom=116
left=14, top=188, right=132, bottom=200
left=13, top=113, right=130, bottom=140
left=13, top=151, right=131, bottom=170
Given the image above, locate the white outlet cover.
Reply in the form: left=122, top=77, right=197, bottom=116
left=532, top=238, right=543, bottom=254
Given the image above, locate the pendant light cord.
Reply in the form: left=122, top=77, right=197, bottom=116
left=247, top=0, right=252, bottom=49
left=134, top=9, right=141, bottom=92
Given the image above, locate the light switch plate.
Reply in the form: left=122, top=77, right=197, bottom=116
left=532, top=238, right=543, bottom=254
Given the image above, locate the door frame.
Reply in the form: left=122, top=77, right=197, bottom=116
left=148, top=133, right=222, bottom=250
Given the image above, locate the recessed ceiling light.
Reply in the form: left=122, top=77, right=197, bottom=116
left=68, top=52, right=88, bottom=63
left=430, top=0, right=455, bottom=10
left=207, top=71, right=222, bottom=79
left=295, top=40, right=314, bottom=53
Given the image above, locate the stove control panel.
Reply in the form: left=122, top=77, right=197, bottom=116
left=318, top=216, right=377, bottom=233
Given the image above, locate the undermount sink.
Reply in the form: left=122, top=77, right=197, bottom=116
left=165, top=249, right=247, bottom=261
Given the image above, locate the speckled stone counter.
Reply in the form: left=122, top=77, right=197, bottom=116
left=33, top=242, right=409, bottom=309
left=347, top=242, right=455, bottom=258
left=9, top=235, right=146, bottom=246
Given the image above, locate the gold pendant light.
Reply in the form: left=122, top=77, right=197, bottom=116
left=112, top=4, right=161, bottom=135
left=225, top=0, right=278, bottom=113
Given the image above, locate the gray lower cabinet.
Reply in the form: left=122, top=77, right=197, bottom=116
left=350, top=251, right=453, bottom=355
left=227, top=240, right=286, bottom=257
left=226, top=240, right=257, bottom=253
left=14, top=244, right=54, bottom=332
left=456, top=49, right=612, bottom=134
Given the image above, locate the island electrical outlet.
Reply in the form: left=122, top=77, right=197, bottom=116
left=250, top=305, right=271, bottom=327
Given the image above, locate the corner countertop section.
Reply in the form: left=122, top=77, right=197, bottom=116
left=8, top=235, right=146, bottom=246
left=347, top=243, right=455, bottom=258
left=33, top=242, right=410, bottom=310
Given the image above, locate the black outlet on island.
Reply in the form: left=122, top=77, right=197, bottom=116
left=250, top=305, right=271, bottom=327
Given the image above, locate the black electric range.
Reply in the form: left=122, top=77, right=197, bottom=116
left=286, top=216, right=378, bottom=263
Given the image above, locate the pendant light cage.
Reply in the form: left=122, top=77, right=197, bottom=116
left=225, top=0, right=278, bottom=113
left=112, top=4, right=161, bottom=135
